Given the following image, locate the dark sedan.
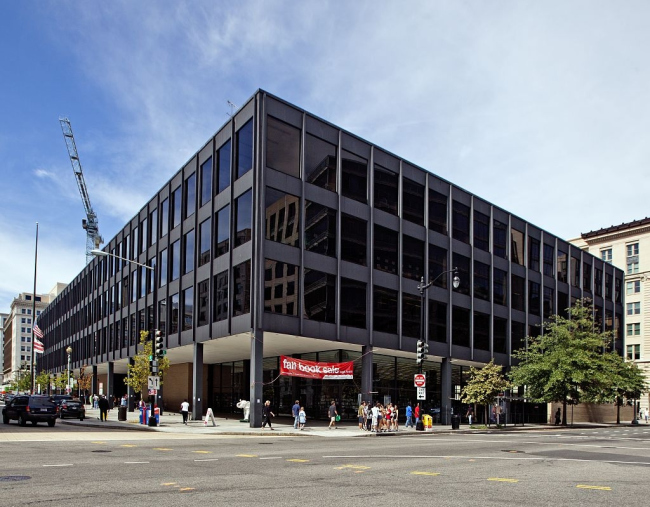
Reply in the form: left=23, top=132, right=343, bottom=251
left=59, top=399, right=85, bottom=420
left=2, top=395, right=58, bottom=426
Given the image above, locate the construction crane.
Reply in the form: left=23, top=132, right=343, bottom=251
left=59, top=117, right=104, bottom=264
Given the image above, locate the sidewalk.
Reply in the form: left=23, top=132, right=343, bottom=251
left=61, top=406, right=643, bottom=437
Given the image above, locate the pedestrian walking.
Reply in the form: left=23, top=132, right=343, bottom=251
left=358, top=401, right=366, bottom=430
left=414, top=403, right=420, bottom=426
left=98, top=395, right=109, bottom=422
left=645, top=408, right=649, bottom=423
left=261, top=400, right=275, bottom=430
left=299, top=407, right=306, bottom=430
left=405, top=402, right=413, bottom=428
left=328, top=400, right=338, bottom=429
left=292, top=400, right=300, bottom=429
left=180, top=399, right=190, bottom=425
left=554, top=408, right=561, bottom=425
left=93, top=394, right=99, bottom=409
left=466, top=406, right=473, bottom=425
left=120, top=395, right=127, bottom=407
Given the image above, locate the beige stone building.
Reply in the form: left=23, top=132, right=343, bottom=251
left=571, top=217, right=650, bottom=416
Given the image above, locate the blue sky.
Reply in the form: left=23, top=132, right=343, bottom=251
left=1, top=1, right=649, bottom=313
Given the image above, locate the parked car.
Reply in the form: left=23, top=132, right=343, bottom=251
left=2, top=395, right=58, bottom=426
left=50, top=395, right=73, bottom=407
left=59, top=399, right=85, bottom=420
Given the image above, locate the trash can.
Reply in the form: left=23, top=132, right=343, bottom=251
left=422, top=414, right=433, bottom=431
left=451, top=415, right=460, bottom=430
left=118, top=406, right=127, bottom=421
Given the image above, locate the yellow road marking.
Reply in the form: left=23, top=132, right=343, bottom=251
left=287, top=459, right=310, bottom=463
left=577, top=485, right=611, bottom=491
left=91, top=441, right=106, bottom=444
left=121, top=444, right=137, bottom=448
left=179, top=488, right=195, bottom=492
left=153, top=448, right=172, bottom=451
left=354, top=470, right=365, bottom=473
left=411, top=472, right=440, bottom=476
left=488, top=478, right=519, bottom=483
left=237, top=454, right=258, bottom=458
left=468, top=459, right=476, bottom=462
left=161, top=483, right=177, bottom=486
left=335, top=464, right=370, bottom=470
left=192, top=451, right=212, bottom=454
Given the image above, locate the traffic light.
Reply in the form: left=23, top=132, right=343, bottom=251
left=154, top=329, right=165, bottom=359
left=416, top=340, right=428, bottom=365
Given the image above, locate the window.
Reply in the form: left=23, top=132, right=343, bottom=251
left=601, top=248, right=612, bottom=262
left=543, top=287, right=554, bottom=318
left=571, top=256, right=581, bottom=287
left=615, top=278, right=622, bottom=303
left=159, top=249, right=168, bottom=287
left=217, top=140, right=231, bottom=193
left=627, top=302, right=641, bottom=315
left=511, top=229, right=525, bottom=265
left=529, top=281, right=540, bottom=316
left=233, top=261, right=251, bottom=316
left=184, top=230, right=195, bottom=274
left=305, top=134, right=336, bottom=191
left=494, top=268, right=508, bottom=306
left=558, top=292, right=569, bottom=319
left=402, top=293, right=420, bottom=338
left=236, top=120, right=253, bottom=179
left=512, top=275, right=525, bottom=312
left=215, top=205, right=230, bottom=257
left=429, top=190, right=448, bottom=235
left=197, top=280, right=209, bottom=327
left=171, top=240, right=180, bottom=281
left=266, top=116, right=300, bottom=178
left=494, top=316, right=508, bottom=354
left=627, top=323, right=641, bottom=336
left=452, top=201, right=470, bottom=243
left=185, top=174, right=196, bottom=218
left=473, top=211, right=490, bottom=252
left=182, top=287, right=194, bottom=331
left=595, top=268, right=603, bottom=296
left=543, top=244, right=554, bottom=277
left=402, top=235, right=424, bottom=281
left=452, top=306, right=470, bottom=348
left=493, top=219, right=507, bottom=259
left=235, top=190, right=252, bottom=247
left=583, top=263, right=592, bottom=292
left=304, top=269, right=336, bottom=323
left=627, top=344, right=641, bottom=360
left=627, top=243, right=639, bottom=257
left=627, top=260, right=639, bottom=274
left=557, top=250, right=567, bottom=282
left=605, top=273, right=612, bottom=299
left=474, top=261, right=490, bottom=301
left=200, top=157, right=212, bottom=207
left=341, top=150, right=368, bottom=204
left=374, top=225, right=398, bottom=274
left=340, top=278, right=366, bottom=328
left=528, top=237, right=540, bottom=272
left=341, top=214, right=367, bottom=266
left=169, top=293, right=179, bottom=334
left=141, top=218, right=148, bottom=252
left=198, top=218, right=211, bottom=267
left=373, top=286, right=398, bottom=334
left=265, top=188, right=300, bottom=247
left=474, top=311, right=490, bottom=351
left=304, top=201, right=336, bottom=257
left=160, top=198, right=169, bottom=238
left=429, top=301, right=447, bottom=343
left=214, top=271, right=228, bottom=322
left=264, top=259, right=299, bottom=316
left=403, top=178, right=425, bottom=226
left=428, top=244, right=448, bottom=288
left=627, top=280, right=641, bottom=294
left=374, top=165, right=398, bottom=215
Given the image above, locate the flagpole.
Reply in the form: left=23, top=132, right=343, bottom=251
left=31, top=222, right=39, bottom=394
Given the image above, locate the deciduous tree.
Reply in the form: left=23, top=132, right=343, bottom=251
left=460, top=359, right=511, bottom=426
left=124, top=331, right=170, bottom=403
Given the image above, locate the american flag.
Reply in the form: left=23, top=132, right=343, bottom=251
left=34, top=337, right=44, bottom=354
left=33, top=322, right=44, bottom=339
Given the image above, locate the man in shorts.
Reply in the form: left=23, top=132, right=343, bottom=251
left=328, top=400, right=338, bottom=429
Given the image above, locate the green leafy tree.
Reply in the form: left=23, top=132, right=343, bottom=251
left=35, top=369, right=51, bottom=394
left=12, top=368, right=32, bottom=393
left=124, top=331, right=170, bottom=402
left=53, top=371, right=69, bottom=394
left=76, top=365, right=93, bottom=401
left=460, top=359, right=511, bottom=426
left=509, top=299, right=613, bottom=425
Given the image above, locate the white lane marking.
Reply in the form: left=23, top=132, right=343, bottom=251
left=125, top=461, right=150, bottom=464
left=43, top=464, right=74, bottom=467
left=259, top=457, right=283, bottom=460
left=322, top=455, right=650, bottom=466
left=194, top=459, right=219, bottom=462
left=409, top=437, right=650, bottom=451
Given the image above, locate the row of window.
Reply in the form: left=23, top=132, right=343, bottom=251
left=600, top=242, right=641, bottom=274
left=627, top=344, right=641, bottom=360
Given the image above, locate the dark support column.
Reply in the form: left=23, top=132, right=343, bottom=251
left=92, top=365, right=98, bottom=399
left=106, top=362, right=114, bottom=408
left=249, top=329, right=263, bottom=428
left=441, top=358, right=452, bottom=425
left=127, top=358, right=135, bottom=412
left=361, top=345, right=374, bottom=404
left=192, top=343, right=204, bottom=421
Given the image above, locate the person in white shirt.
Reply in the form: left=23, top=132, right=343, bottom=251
left=180, top=399, right=190, bottom=425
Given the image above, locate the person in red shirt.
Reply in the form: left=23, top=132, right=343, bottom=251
left=414, top=403, right=420, bottom=425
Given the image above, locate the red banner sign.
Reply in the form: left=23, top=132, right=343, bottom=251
left=280, top=356, right=354, bottom=380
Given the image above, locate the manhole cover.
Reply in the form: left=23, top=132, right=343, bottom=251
left=0, top=476, right=31, bottom=482
left=502, top=450, right=524, bottom=454
left=92, top=450, right=112, bottom=453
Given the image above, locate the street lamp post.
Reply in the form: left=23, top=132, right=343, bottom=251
left=417, top=268, right=460, bottom=414
left=91, top=249, right=157, bottom=425
left=66, top=346, right=72, bottom=395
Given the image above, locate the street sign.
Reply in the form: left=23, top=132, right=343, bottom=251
left=417, top=387, right=426, bottom=400
left=414, top=373, right=426, bottom=388
left=148, top=375, right=160, bottom=390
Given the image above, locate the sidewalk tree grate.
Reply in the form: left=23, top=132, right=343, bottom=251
left=0, top=476, right=31, bottom=482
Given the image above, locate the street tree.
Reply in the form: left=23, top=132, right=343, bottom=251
left=124, top=331, right=170, bottom=403
left=11, top=369, right=32, bottom=393
left=509, top=298, right=613, bottom=425
left=53, top=371, right=69, bottom=394
left=76, top=365, right=93, bottom=402
left=460, top=359, right=511, bottom=426
left=35, top=369, right=51, bottom=394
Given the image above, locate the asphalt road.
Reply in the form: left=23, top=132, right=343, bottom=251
left=1, top=423, right=649, bottom=506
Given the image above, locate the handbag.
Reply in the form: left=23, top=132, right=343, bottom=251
left=335, top=414, right=341, bottom=422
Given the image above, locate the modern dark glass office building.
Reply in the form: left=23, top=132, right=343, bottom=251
left=38, top=90, right=625, bottom=426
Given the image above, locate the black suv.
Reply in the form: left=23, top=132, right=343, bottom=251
left=2, top=395, right=58, bottom=426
